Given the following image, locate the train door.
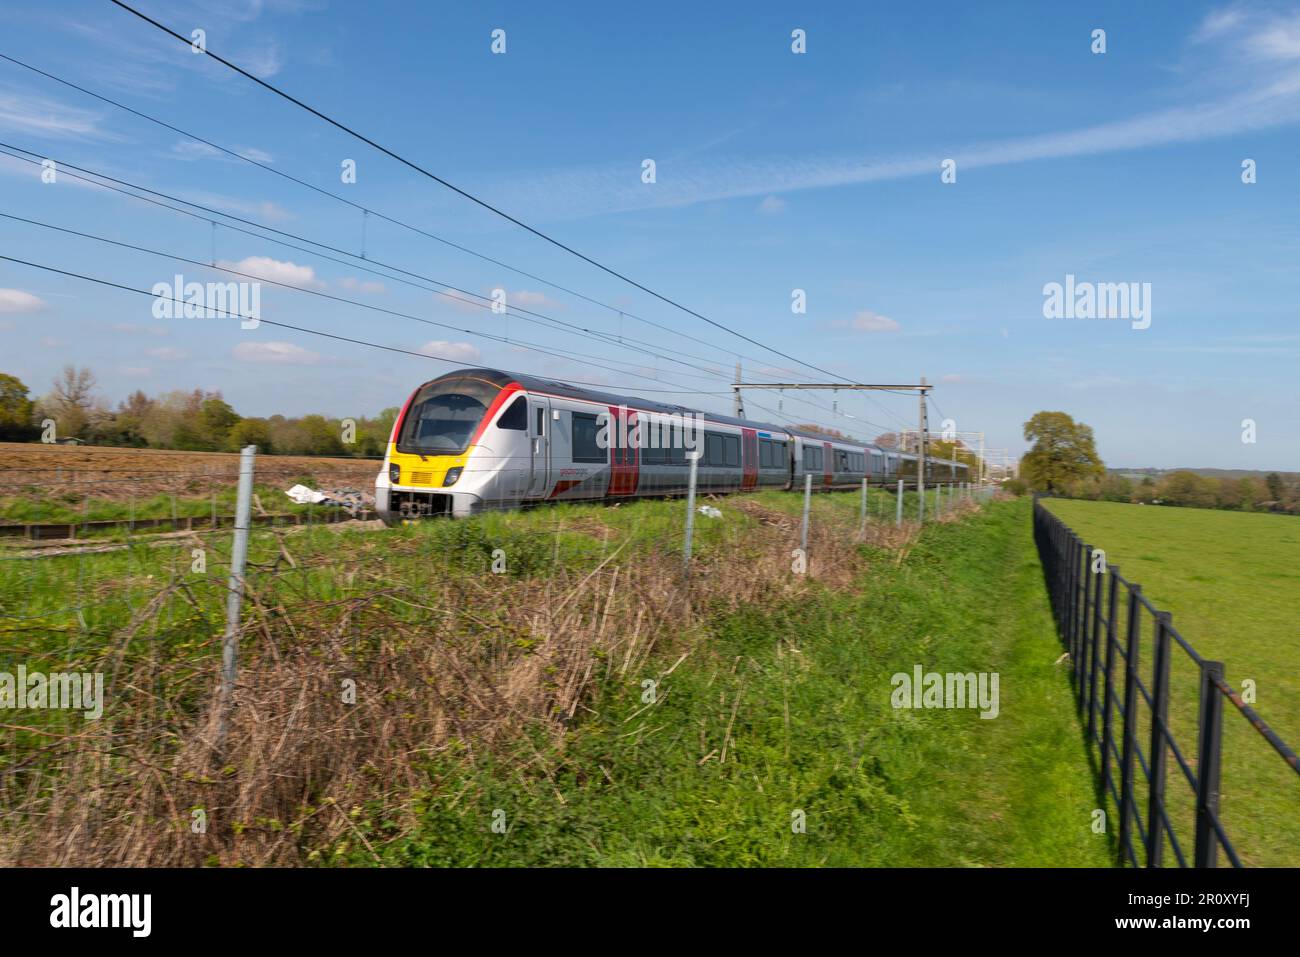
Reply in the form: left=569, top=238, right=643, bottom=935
left=741, top=428, right=758, bottom=491
left=823, top=441, right=833, bottom=487
left=527, top=395, right=551, bottom=498
left=608, top=405, right=640, bottom=496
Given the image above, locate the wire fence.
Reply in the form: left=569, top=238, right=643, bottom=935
left=0, top=442, right=998, bottom=865
left=1033, top=495, right=1300, bottom=868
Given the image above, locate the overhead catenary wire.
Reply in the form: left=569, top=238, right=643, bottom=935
left=0, top=141, right=905, bottom=433
left=0, top=254, right=725, bottom=394
left=0, top=143, right=739, bottom=383
left=0, top=49, right=817, bottom=380
left=0, top=210, right=739, bottom=393
left=105, top=0, right=859, bottom=387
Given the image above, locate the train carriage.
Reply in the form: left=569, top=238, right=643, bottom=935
left=376, top=368, right=968, bottom=522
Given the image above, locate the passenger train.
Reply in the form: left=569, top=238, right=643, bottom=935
left=375, top=368, right=970, bottom=522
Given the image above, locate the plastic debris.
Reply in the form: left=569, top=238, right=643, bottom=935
left=285, top=485, right=376, bottom=516
left=696, top=505, right=723, bottom=519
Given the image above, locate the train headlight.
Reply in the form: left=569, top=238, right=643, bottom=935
left=443, top=467, right=463, bottom=486
left=388, top=463, right=401, bottom=484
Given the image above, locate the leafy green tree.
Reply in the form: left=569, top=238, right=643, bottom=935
left=199, top=397, right=241, bottom=449
left=1019, top=411, right=1104, bottom=492
left=0, top=373, right=35, bottom=440
left=1265, top=472, right=1284, bottom=502
left=1157, top=470, right=1216, bottom=508
left=226, top=417, right=273, bottom=453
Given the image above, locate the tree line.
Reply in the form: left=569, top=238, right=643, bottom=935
left=0, top=367, right=397, bottom=457
left=1014, top=409, right=1298, bottom=514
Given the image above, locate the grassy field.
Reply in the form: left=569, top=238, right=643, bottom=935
left=342, top=497, right=1109, bottom=867
left=0, top=487, right=1110, bottom=867
left=1043, top=498, right=1300, bottom=867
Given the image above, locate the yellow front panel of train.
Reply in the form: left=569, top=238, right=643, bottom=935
left=387, top=444, right=473, bottom=486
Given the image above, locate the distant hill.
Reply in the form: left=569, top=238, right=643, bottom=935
left=1111, top=467, right=1298, bottom=481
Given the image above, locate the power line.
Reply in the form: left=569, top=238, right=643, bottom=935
left=0, top=143, right=737, bottom=383
left=0, top=48, right=916, bottom=425
left=0, top=49, right=796, bottom=373
left=0, top=210, right=733, bottom=392
left=106, top=0, right=855, bottom=385
left=0, top=254, right=722, bottom=394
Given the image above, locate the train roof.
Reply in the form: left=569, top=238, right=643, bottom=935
left=425, top=367, right=886, bottom=449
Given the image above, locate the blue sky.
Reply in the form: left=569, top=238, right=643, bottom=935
left=1, top=0, right=1298, bottom=469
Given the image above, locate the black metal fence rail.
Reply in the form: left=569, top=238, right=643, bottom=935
left=1032, top=496, right=1300, bottom=868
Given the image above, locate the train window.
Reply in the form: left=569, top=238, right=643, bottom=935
left=835, top=450, right=847, bottom=471
left=534, top=406, right=545, bottom=437
left=759, top=439, right=772, bottom=468
left=803, top=446, right=822, bottom=471
left=571, top=412, right=606, bottom=463
left=773, top=440, right=788, bottom=465
left=723, top=435, right=740, bottom=467
left=497, top=396, right=527, bottom=431
left=705, top=432, right=724, bottom=466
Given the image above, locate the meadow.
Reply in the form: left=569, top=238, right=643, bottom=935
left=0, top=486, right=1109, bottom=867
left=1043, top=498, right=1300, bottom=866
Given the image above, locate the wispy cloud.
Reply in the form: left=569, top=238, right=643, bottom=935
left=216, top=256, right=323, bottom=289
left=0, top=90, right=115, bottom=140
left=833, top=310, right=900, bottom=334
left=232, top=340, right=323, bottom=364
left=420, top=340, right=481, bottom=363
left=491, top=8, right=1300, bottom=220
left=0, top=288, right=46, bottom=313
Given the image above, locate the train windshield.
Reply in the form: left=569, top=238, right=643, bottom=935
left=397, top=376, right=501, bottom=453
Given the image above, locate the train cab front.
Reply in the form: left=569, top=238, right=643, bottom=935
left=376, top=371, right=512, bottom=523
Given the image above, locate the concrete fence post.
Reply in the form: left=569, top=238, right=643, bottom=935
left=800, top=473, right=812, bottom=554
left=683, top=451, right=700, bottom=576
left=219, top=444, right=256, bottom=745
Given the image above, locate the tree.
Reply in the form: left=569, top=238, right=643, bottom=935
left=1157, top=470, right=1216, bottom=508
left=199, top=397, right=241, bottom=449
left=1019, top=411, right=1104, bottom=492
left=227, top=417, right=273, bottom=453
left=38, top=365, right=100, bottom=439
left=1265, top=472, right=1284, bottom=502
left=793, top=423, right=851, bottom=440
left=0, top=373, right=35, bottom=441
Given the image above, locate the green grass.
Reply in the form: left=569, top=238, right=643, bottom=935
left=339, top=499, right=1110, bottom=867
left=1043, top=498, right=1300, bottom=866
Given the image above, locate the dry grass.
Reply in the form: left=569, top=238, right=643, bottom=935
left=0, top=497, right=940, bottom=866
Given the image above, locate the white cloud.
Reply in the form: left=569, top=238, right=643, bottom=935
left=0, top=91, right=112, bottom=140
left=338, top=277, right=387, bottom=294
left=757, top=195, right=787, bottom=214
left=837, top=310, right=901, bottom=334
left=509, top=289, right=561, bottom=309
left=419, top=340, right=482, bottom=363
left=146, top=346, right=189, bottom=361
left=113, top=322, right=169, bottom=337
left=0, top=288, right=46, bottom=313
left=172, top=141, right=222, bottom=161
left=488, top=13, right=1300, bottom=219
left=232, top=340, right=324, bottom=364
left=171, top=141, right=275, bottom=165
left=183, top=190, right=292, bottom=222
left=237, top=147, right=275, bottom=164
left=216, top=256, right=323, bottom=289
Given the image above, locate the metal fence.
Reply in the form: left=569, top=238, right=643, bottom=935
left=1033, top=495, right=1300, bottom=867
